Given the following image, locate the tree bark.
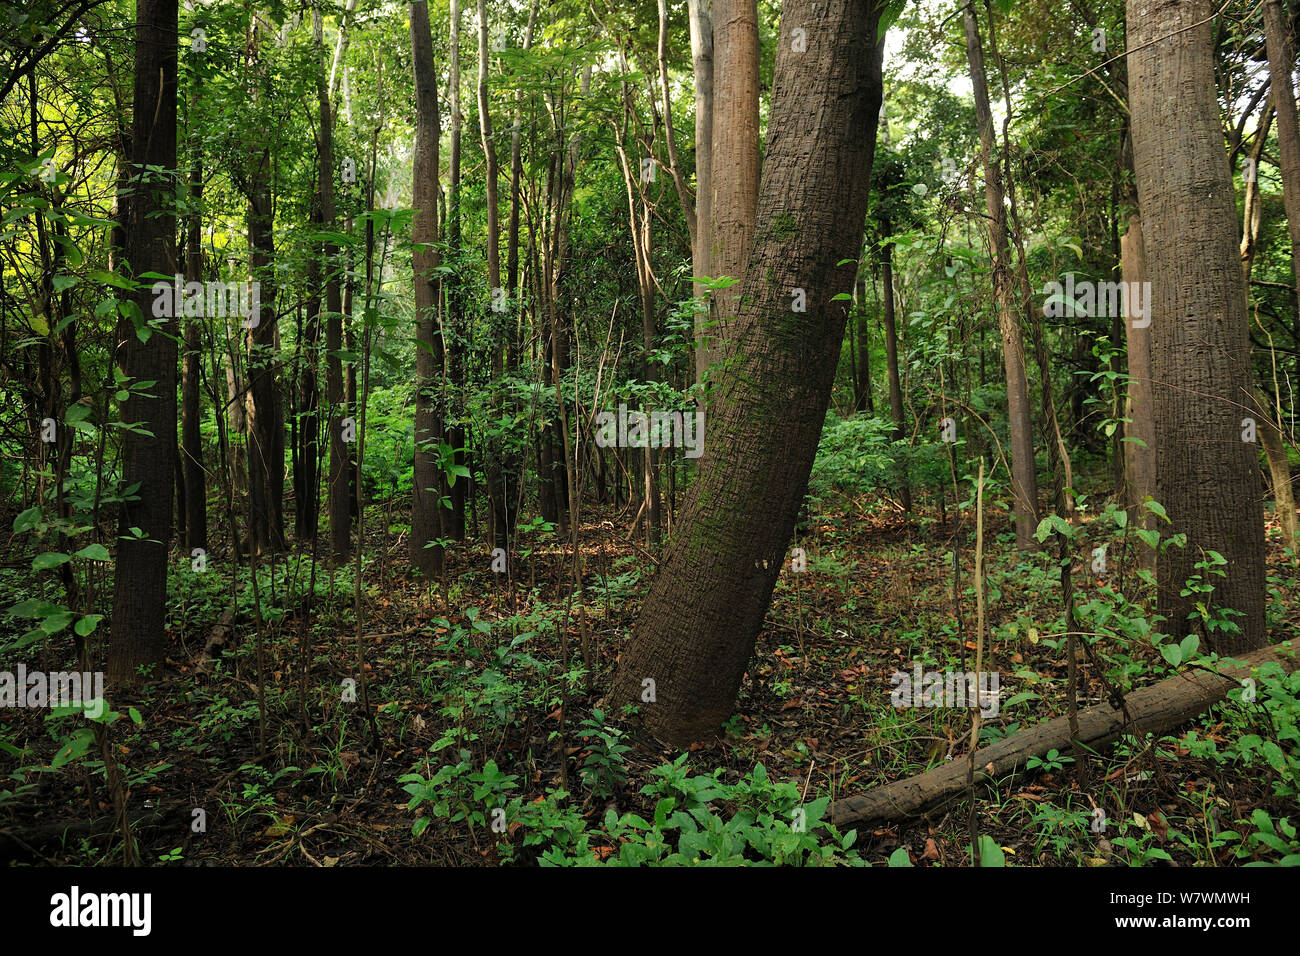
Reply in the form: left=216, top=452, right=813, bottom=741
left=1259, top=0, right=1300, bottom=554
left=706, top=0, right=760, bottom=371
left=1121, top=211, right=1155, bottom=568
left=1127, top=0, right=1266, bottom=653
left=880, top=231, right=911, bottom=513
left=245, top=25, right=284, bottom=556
left=964, top=0, right=1038, bottom=551
left=109, top=0, right=178, bottom=685
left=181, top=124, right=206, bottom=552
left=689, top=0, right=714, bottom=384
left=607, top=0, right=887, bottom=745
left=410, top=0, right=444, bottom=576
left=446, top=0, right=467, bottom=541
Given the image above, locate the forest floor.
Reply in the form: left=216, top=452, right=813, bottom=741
left=3, top=492, right=1299, bottom=867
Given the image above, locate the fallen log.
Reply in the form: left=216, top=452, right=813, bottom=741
left=829, top=641, right=1298, bottom=830
left=192, top=603, right=238, bottom=674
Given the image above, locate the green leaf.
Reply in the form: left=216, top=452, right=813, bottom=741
left=74, top=614, right=104, bottom=637
left=32, top=552, right=72, bottom=570
left=13, top=507, right=41, bottom=533
left=977, top=834, right=1006, bottom=867
left=74, top=543, right=111, bottom=562
left=888, top=846, right=913, bottom=867
left=1143, top=500, right=1170, bottom=523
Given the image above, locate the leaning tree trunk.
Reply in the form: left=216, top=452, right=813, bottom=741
left=964, top=0, right=1038, bottom=552
left=607, top=0, right=888, bottom=745
left=109, top=0, right=178, bottom=685
left=1127, top=0, right=1266, bottom=653
left=410, top=0, right=444, bottom=576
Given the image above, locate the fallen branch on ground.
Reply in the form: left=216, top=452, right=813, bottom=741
left=829, top=641, right=1298, bottom=830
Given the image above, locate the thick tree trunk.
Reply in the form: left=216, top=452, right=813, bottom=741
left=109, top=0, right=178, bottom=685
left=1128, top=0, right=1266, bottom=653
left=607, top=0, right=886, bottom=745
left=410, top=0, right=444, bottom=576
left=964, top=1, right=1038, bottom=551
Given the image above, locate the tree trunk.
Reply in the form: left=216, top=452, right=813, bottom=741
left=689, top=0, right=714, bottom=384
left=244, top=26, right=284, bottom=556
left=181, top=129, right=206, bottom=552
left=1259, top=0, right=1300, bottom=554
left=1127, top=0, right=1266, bottom=653
left=607, top=0, right=887, bottom=745
left=707, top=0, right=760, bottom=369
left=109, top=0, right=178, bottom=685
left=880, top=232, right=911, bottom=513
left=410, top=0, right=444, bottom=576
left=1121, top=211, right=1156, bottom=568
left=446, top=0, right=467, bottom=541
left=478, top=0, right=513, bottom=552
left=964, top=1, right=1038, bottom=551
left=854, top=278, right=874, bottom=415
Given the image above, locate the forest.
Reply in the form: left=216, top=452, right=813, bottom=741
left=0, top=0, right=1297, bottom=880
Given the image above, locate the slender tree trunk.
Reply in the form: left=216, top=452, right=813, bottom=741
left=880, top=231, right=911, bottom=513
left=109, top=0, right=178, bottom=685
left=446, top=0, right=467, bottom=541
left=854, top=278, right=874, bottom=414
left=1127, top=0, right=1266, bottom=653
left=1121, top=211, right=1156, bottom=568
left=689, top=0, right=714, bottom=384
left=1259, top=0, right=1300, bottom=553
left=245, top=25, right=284, bottom=556
left=181, top=120, right=206, bottom=552
left=964, top=0, right=1038, bottom=550
left=478, top=0, right=512, bottom=551
left=410, top=0, right=444, bottom=576
left=607, top=0, right=887, bottom=745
